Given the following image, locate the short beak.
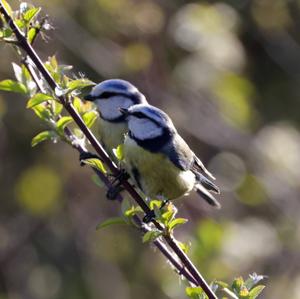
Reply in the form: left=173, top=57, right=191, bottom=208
left=84, top=94, right=96, bottom=102
left=119, top=107, right=129, bottom=116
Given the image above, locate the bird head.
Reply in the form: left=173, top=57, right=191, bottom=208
left=120, top=104, right=176, bottom=140
left=84, top=79, right=147, bottom=122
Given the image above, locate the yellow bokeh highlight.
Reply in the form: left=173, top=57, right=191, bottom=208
left=89, top=227, right=132, bottom=262
left=96, top=0, right=164, bottom=34
left=134, top=2, right=164, bottom=34
left=214, top=73, right=256, bottom=129
left=96, top=0, right=127, bottom=13
left=251, top=0, right=292, bottom=30
left=123, top=43, right=152, bottom=72
left=196, top=219, right=223, bottom=252
left=189, top=4, right=223, bottom=34
left=237, top=175, right=267, bottom=206
left=15, top=165, right=62, bottom=216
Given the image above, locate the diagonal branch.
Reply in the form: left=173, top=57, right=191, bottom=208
left=0, top=3, right=217, bottom=298
left=22, top=56, right=198, bottom=286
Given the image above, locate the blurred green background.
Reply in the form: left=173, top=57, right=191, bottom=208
left=1, top=0, right=300, bottom=298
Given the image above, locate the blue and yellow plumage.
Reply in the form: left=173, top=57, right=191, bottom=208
left=121, top=104, right=221, bottom=207
left=84, top=79, right=147, bottom=159
left=84, top=80, right=220, bottom=207
left=124, top=137, right=196, bottom=199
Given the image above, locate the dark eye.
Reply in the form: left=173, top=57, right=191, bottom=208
left=132, top=112, right=145, bottom=118
left=100, top=91, right=119, bottom=99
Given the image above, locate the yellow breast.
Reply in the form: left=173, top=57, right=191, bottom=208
left=123, top=137, right=195, bottom=200
left=97, top=118, right=128, bottom=158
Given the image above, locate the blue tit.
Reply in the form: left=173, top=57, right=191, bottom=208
left=84, top=79, right=148, bottom=158
left=120, top=104, right=221, bottom=208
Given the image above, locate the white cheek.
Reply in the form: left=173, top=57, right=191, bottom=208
left=96, top=97, right=133, bottom=119
left=129, top=117, right=163, bottom=140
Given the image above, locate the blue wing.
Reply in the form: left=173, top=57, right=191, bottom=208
left=160, top=134, right=194, bottom=171
left=161, top=134, right=220, bottom=192
left=160, top=133, right=220, bottom=206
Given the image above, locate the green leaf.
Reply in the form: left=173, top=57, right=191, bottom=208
left=56, top=116, right=73, bottom=133
left=113, top=144, right=124, bottom=161
left=239, top=286, right=249, bottom=297
left=149, top=199, right=162, bottom=210
left=28, top=27, right=38, bottom=44
left=121, top=197, right=131, bottom=215
left=232, top=277, right=244, bottom=293
left=21, top=64, right=32, bottom=84
left=67, top=78, right=95, bottom=92
left=91, top=174, right=104, bottom=188
left=168, top=218, right=188, bottom=230
left=45, top=56, right=60, bottom=82
left=96, top=217, right=127, bottom=230
left=0, top=79, right=27, bottom=94
left=26, top=93, right=53, bottom=108
left=124, top=205, right=143, bottom=218
left=177, top=241, right=190, bottom=254
left=161, top=210, right=174, bottom=222
left=15, top=19, right=26, bottom=30
left=32, top=104, right=51, bottom=120
left=1, top=27, right=13, bottom=38
left=185, top=287, right=206, bottom=299
left=73, top=97, right=83, bottom=114
left=160, top=203, right=177, bottom=224
left=1, top=0, right=13, bottom=16
left=82, top=110, right=98, bottom=128
left=248, top=285, right=265, bottom=299
left=31, top=130, right=55, bottom=147
left=23, top=7, right=41, bottom=23
left=80, top=158, right=106, bottom=173
left=12, top=63, right=34, bottom=93
left=49, top=55, right=58, bottom=71
left=53, top=102, right=63, bottom=116
left=142, top=230, right=162, bottom=243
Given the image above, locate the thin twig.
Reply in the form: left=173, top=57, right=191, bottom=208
left=0, top=3, right=217, bottom=298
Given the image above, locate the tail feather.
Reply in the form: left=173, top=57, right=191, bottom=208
left=198, top=174, right=220, bottom=194
left=194, top=156, right=215, bottom=180
left=195, top=184, right=221, bottom=209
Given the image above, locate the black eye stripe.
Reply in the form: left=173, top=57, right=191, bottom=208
left=99, top=91, right=121, bottom=98
left=132, top=112, right=162, bottom=126
left=96, top=91, right=142, bottom=105
left=132, top=112, right=145, bottom=118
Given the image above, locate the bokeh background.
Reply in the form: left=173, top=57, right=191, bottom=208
left=1, top=0, right=300, bottom=298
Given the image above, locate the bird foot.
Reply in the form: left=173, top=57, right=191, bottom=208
left=110, top=169, right=130, bottom=184
left=142, top=199, right=170, bottom=223
left=106, top=185, right=124, bottom=200
left=143, top=210, right=156, bottom=223
left=106, top=169, right=130, bottom=200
